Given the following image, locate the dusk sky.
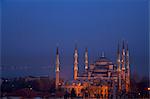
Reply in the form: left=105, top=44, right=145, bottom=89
left=1, top=0, right=149, bottom=80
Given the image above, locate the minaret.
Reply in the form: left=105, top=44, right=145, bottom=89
left=117, top=42, right=122, bottom=92
left=55, top=47, right=60, bottom=89
left=125, top=42, right=130, bottom=92
left=121, top=40, right=126, bottom=90
left=85, top=48, right=88, bottom=71
left=74, top=45, right=78, bottom=80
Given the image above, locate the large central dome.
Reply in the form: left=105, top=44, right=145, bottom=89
left=95, top=56, right=113, bottom=66
left=89, top=56, right=116, bottom=78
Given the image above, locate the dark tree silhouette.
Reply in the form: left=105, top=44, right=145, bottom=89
left=64, top=90, right=69, bottom=99
left=71, top=88, right=76, bottom=97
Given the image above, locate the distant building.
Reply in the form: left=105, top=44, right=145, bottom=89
left=55, top=41, right=131, bottom=98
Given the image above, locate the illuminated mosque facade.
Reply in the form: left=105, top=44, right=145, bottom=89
left=55, top=41, right=131, bottom=98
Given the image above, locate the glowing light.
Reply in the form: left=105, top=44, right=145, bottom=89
left=138, top=93, right=140, bottom=95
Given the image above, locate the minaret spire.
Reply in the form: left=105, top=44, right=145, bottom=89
left=117, top=42, right=122, bottom=92
left=121, top=40, right=126, bottom=90
left=85, top=48, right=88, bottom=71
left=125, top=42, right=130, bottom=92
left=55, top=47, right=60, bottom=89
left=74, top=45, right=78, bottom=80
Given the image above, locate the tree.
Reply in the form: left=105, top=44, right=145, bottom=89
left=71, top=88, right=76, bottom=97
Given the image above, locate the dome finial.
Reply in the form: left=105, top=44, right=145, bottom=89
left=102, top=52, right=105, bottom=57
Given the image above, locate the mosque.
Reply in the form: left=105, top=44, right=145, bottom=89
left=55, top=41, right=131, bottom=98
